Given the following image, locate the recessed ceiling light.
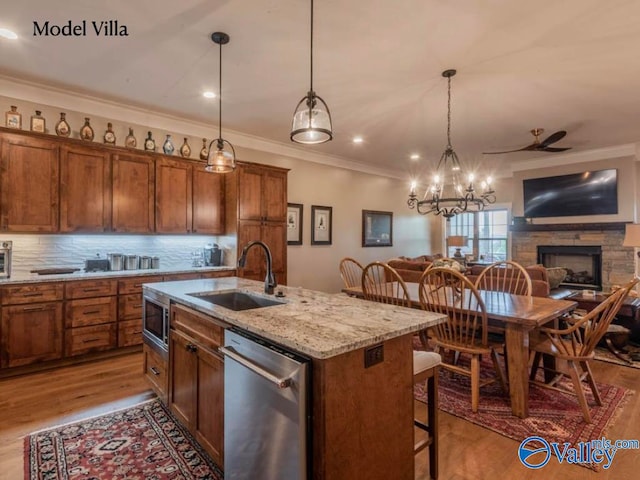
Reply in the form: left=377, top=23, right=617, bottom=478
left=352, top=136, right=364, bottom=144
left=0, top=28, right=18, bottom=40
left=410, top=153, right=420, bottom=160
left=202, top=91, right=216, bottom=99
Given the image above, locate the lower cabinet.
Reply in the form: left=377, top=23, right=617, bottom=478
left=143, top=343, right=168, bottom=403
left=0, top=301, right=63, bottom=368
left=169, top=304, right=224, bottom=467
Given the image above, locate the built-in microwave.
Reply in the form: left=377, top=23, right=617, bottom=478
left=0, top=241, right=12, bottom=279
left=142, top=289, right=170, bottom=357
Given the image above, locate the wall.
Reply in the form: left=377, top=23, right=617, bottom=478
left=0, top=86, right=434, bottom=293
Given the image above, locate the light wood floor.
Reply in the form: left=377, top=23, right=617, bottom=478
left=1, top=353, right=638, bottom=479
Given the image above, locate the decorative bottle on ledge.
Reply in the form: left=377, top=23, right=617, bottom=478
left=144, top=131, right=156, bottom=152
left=30, top=110, right=46, bottom=133
left=55, top=112, right=71, bottom=137
left=199, top=138, right=208, bottom=160
left=103, top=122, right=116, bottom=145
left=162, top=134, right=174, bottom=155
left=80, top=118, right=95, bottom=141
left=179, top=138, right=191, bottom=158
left=5, top=106, right=22, bottom=129
left=125, top=127, right=137, bottom=148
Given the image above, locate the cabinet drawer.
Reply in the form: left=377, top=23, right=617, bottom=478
left=65, top=279, right=117, bottom=299
left=164, top=272, right=202, bottom=282
left=1, top=283, right=64, bottom=305
left=171, top=303, right=225, bottom=351
left=118, top=318, right=143, bottom=347
left=199, top=270, right=236, bottom=279
left=118, top=293, right=143, bottom=320
left=118, top=275, right=164, bottom=294
left=65, top=323, right=117, bottom=357
left=143, top=343, right=167, bottom=401
left=65, top=296, right=117, bottom=328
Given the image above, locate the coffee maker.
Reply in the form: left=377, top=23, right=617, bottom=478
left=204, top=243, right=222, bottom=266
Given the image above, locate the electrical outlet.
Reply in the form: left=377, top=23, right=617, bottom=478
left=364, top=344, right=384, bottom=368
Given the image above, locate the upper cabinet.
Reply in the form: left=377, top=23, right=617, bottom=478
left=156, top=157, right=225, bottom=234
left=60, top=144, right=112, bottom=232
left=238, top=164, right=287, bottom=223
left=0, top=133, right=59, bottom=232
left=0, top=129, right=225, bottom=234
left=112, top=152, right=155, bottom=233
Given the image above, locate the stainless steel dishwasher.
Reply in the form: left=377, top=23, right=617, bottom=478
left=220, top=328, right=311, bottom=480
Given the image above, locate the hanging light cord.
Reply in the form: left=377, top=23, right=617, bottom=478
left=309, top=0, right=314, bottom=94
left=218, top=40, right=223, bottom=141
left=446, top=74, right=452, bottom=149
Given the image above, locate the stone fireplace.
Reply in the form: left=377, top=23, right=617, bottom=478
left=511, top=223, right=634, bottom=292
left=537, top=245, right=602, bottom=290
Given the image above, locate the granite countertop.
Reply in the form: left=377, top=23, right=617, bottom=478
left=143, top=277, right=446, bottom=359
left=0, top=266, right=236, bottom=285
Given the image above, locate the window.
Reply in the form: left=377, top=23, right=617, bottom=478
left=445, top=209, right=509, bottom=262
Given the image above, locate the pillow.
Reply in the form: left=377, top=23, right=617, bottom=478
left=432, top=258, right=465, bottom=272
left=545, top=267, right=567, bottom=289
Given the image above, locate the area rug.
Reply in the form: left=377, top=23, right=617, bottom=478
left=25, top=399, right=223, bottom=480
left=414, top=353, right=633, bottom=470
left=594, top=344, right=640, bottom=369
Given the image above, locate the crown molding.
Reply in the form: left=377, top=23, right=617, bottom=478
left=0, top=74, right=403, bottom=180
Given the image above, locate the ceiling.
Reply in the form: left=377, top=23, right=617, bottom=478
left=2, top=0, right=640, bottom=179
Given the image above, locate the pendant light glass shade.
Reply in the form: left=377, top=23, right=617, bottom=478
left=206, top=138, right=236, bottom=173
left=291, top=0, right=333, bottom=144
left=207, top=31, right=236, bottom=173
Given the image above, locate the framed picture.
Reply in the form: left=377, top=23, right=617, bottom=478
left=311, top=205, right=332, bottom=245
left=362, top=210, right=393, bottom=247
left=287, top=203, right=303, bottom=245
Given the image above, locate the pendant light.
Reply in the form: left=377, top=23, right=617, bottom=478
left=290, top=0, right=333, bottom=144
left=407, top=69, right=495, bottom=218
left=206, top=31, right=236, bottom=173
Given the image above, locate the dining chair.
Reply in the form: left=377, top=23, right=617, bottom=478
left=339, top=257, right=364, bottom=291
left=361, top=261, right=441, bottom=479
left=419, top=267, right=508, bottom=413
left=474, top=260, right=532, bottom=297
left=529, top=276, right=639, bottom=423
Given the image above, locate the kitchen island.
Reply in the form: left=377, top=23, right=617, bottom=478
left=143, top=277, right=445, bottom=480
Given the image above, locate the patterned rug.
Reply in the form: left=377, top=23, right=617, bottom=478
left=594, top=345, right=640, bottom=369
left=414, top=353, right=633, bottom=470
left=24, top=399, right=223, bottom=480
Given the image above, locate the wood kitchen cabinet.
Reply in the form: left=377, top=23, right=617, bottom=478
left=0, top=283, right=64, bottom=368
left=156, top=157, right=225, bottom=234
left=117, top=275, right=163, bottom=347
left=112, top=152, right=155, bottom=233
left=227, top=162, right=288, bottom=284
left=169, top=304, right=224, bottom=466
left=60, top=144, right=112, bottom=232
left=0, top=132, right=59, bottom=232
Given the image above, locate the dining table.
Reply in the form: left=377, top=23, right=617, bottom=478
left=343, top=283, right=577, bottom=418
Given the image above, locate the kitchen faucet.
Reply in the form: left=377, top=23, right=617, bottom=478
left=238, top=240, right=277, bottom=294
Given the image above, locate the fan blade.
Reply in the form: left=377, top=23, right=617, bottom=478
left=541, top=147, right=571, bottom=152
left=539, top=130, right=567, bottom=148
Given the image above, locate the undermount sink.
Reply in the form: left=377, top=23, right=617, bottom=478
left=188, top=290, right=285, bottom=311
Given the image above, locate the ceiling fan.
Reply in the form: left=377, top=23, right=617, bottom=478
left=483, top=128, right=572, bottom=154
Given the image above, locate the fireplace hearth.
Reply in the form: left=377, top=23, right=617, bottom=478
left=538, top=245, right=602, bottom=290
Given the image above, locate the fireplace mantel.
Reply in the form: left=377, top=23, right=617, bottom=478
left=510, top=222, right=628, bottom=232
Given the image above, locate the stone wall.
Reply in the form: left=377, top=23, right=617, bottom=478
left=511, top=227, right=634, bottom=291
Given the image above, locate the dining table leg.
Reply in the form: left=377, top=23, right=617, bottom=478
left=504, top=324, right=529, bottom=418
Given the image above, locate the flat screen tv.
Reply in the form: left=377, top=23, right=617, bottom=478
left=523, top=169, right=618, bottom=218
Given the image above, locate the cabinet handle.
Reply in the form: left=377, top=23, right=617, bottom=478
left=82, top=288, right=101, bottom=292
left=150, top=366, right=160, bottom=376
left=133, top=283, right=142, bottom=288
left=133, top=304, right=143, bottom=308
left=21, top=306, right=46, bottom=312
left=186, top=343, right=198, bottom=353
left=82, top=309, right=101, bottom=315
left=82, top=338, right=102, bottom=344
left=22, top=292, right=44, bottom=298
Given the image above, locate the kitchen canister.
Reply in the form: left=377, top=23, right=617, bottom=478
left=151, top=257, right=160, bottom=269
left=124, top=255, right=139, bottom=270
left=140, top=256, right=152, bottom=269
left=108, top=253, right=124, bottom=271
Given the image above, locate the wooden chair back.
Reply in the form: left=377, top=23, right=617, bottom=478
left=474, top=260, right=532, bottom=297
left=339, top=257, right=364, bottom=289
left=419, top=267, right=489, bottom=349
left=361, top=262, right=411, bottom=307
left=539, top=277, right=639, bottom=359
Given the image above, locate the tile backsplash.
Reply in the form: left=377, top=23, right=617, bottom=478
left=4, top=234, right=236, bottom=276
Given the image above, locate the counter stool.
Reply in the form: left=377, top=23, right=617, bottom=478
left=413, top=350, right=441, bottom=480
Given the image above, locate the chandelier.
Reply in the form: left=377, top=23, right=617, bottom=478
left=206, top=32, right=236, bottom=173
left=407, top=69, right=495, bottom=218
